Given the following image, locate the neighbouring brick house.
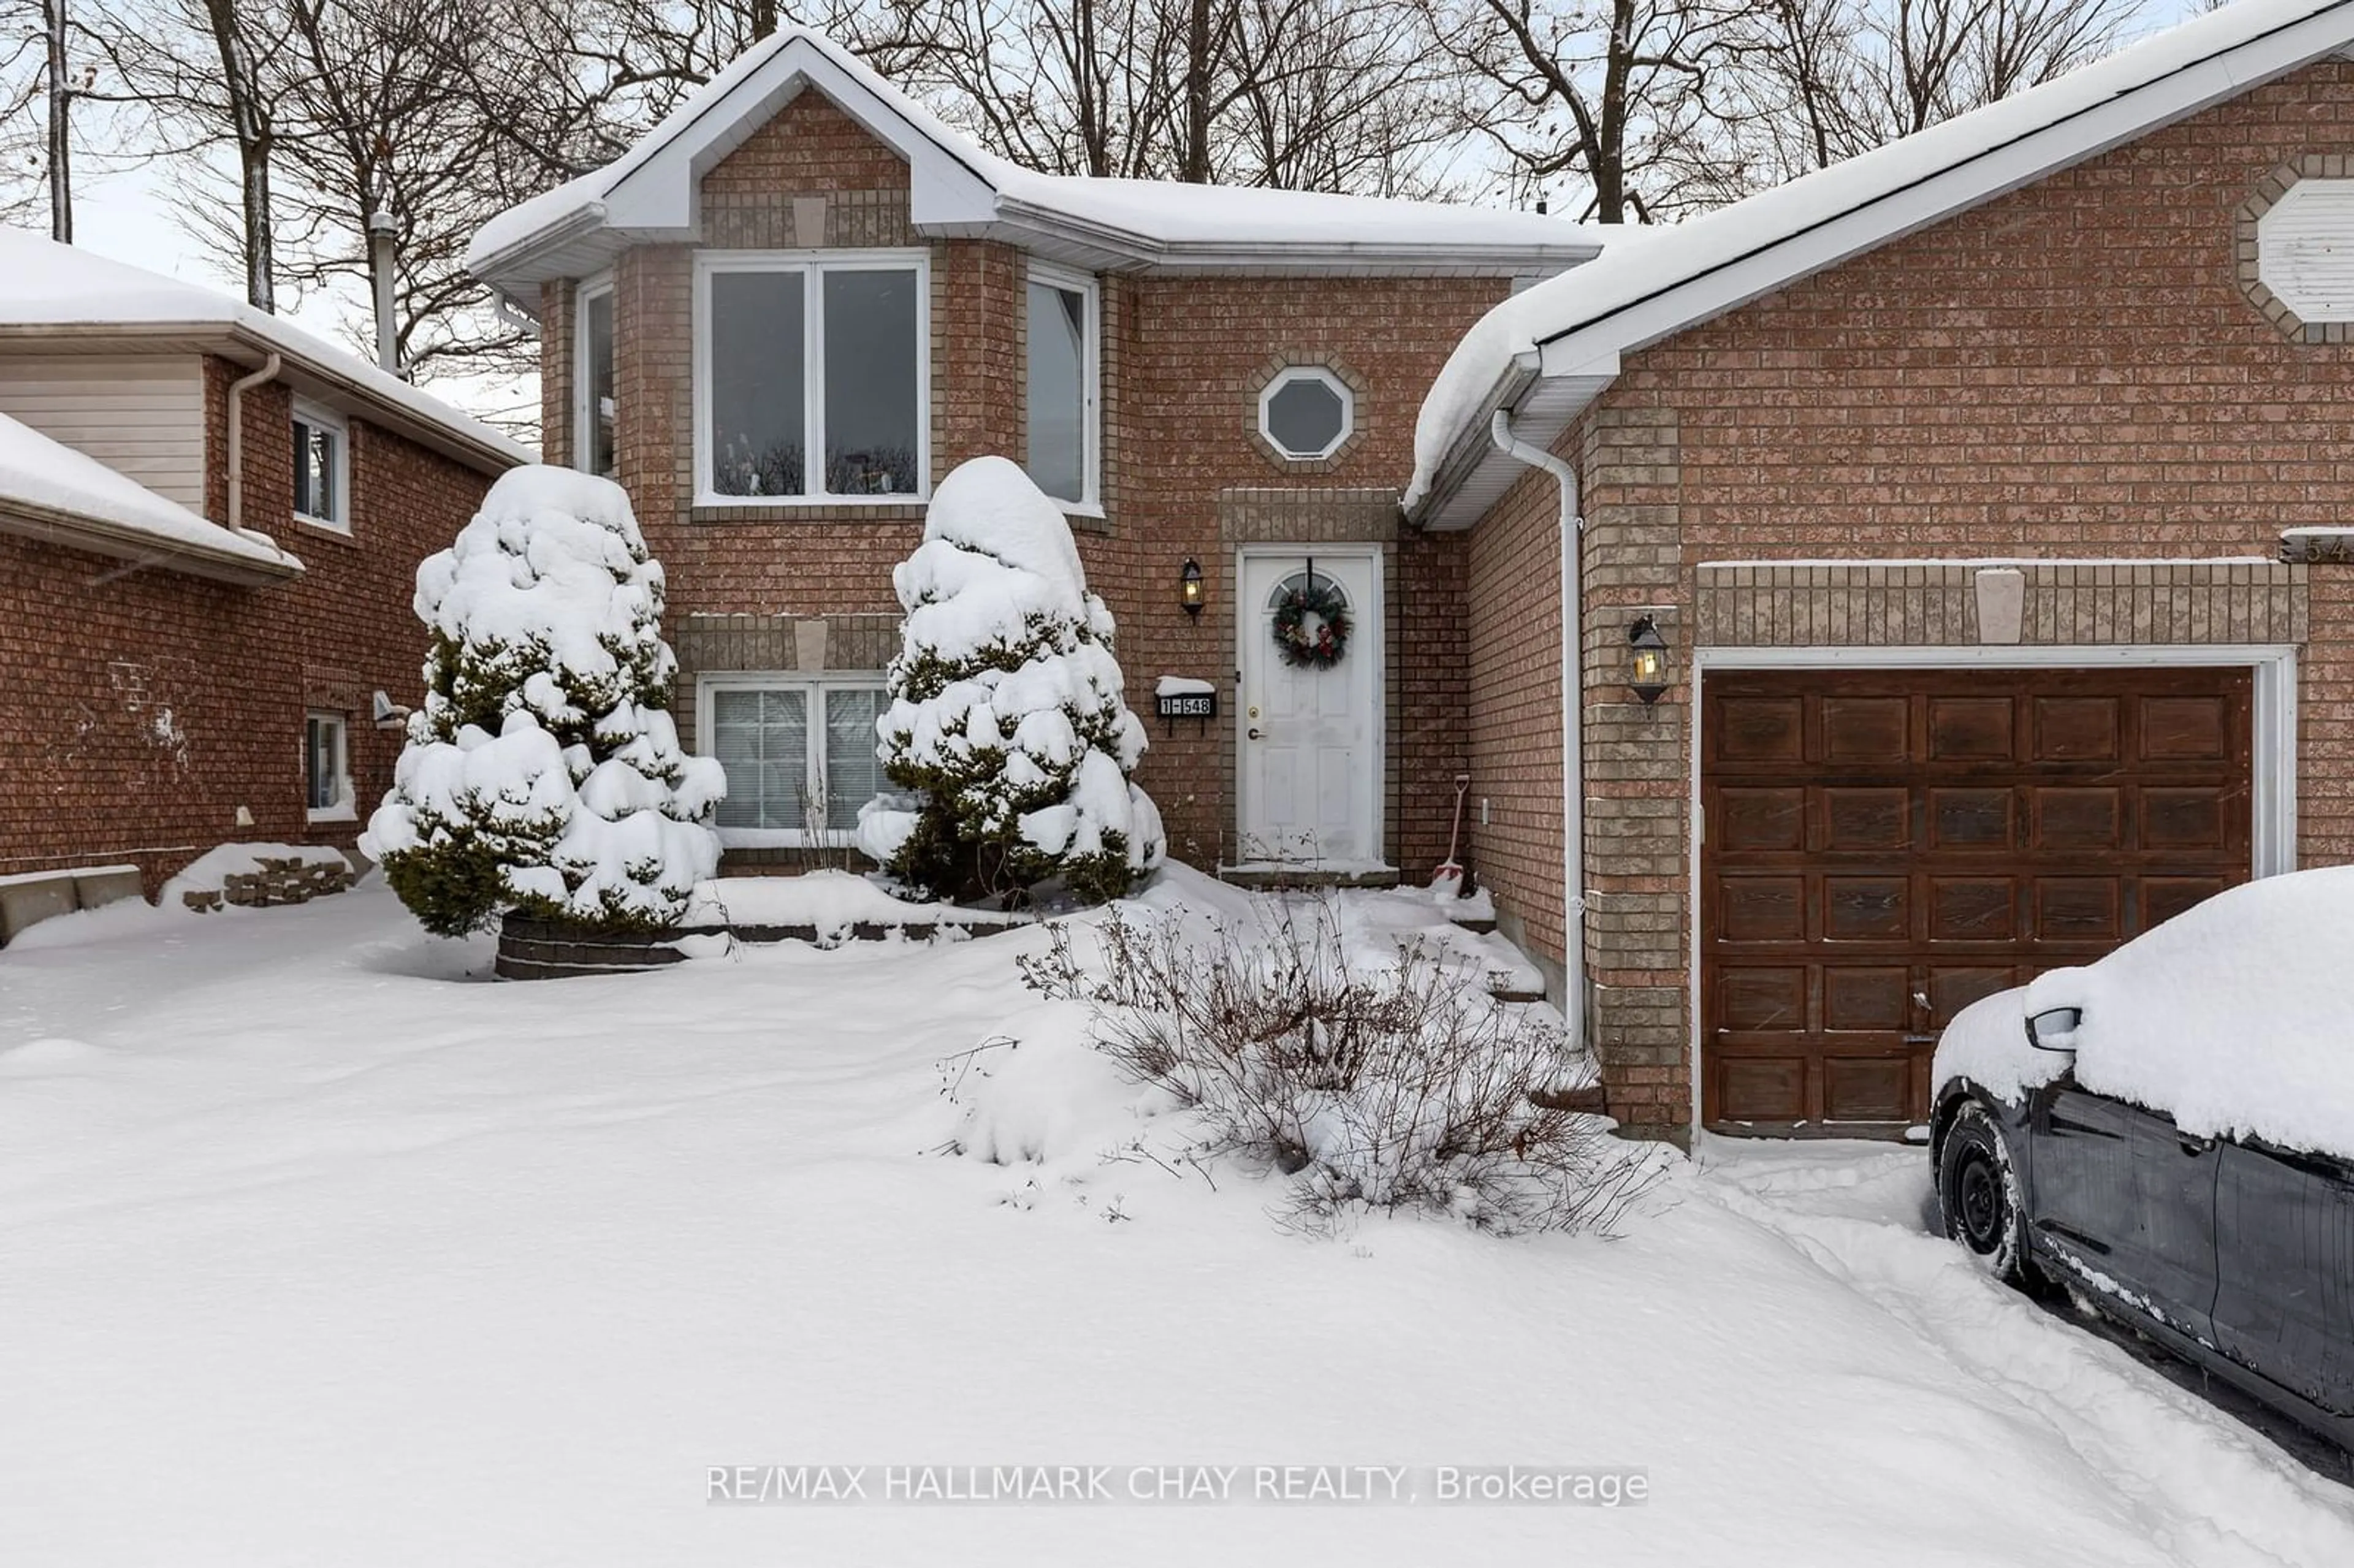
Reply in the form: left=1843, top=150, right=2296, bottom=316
left=1407, top=0, right=2354, bottom=1140
left=0, top=230, right=530, bottom=934
left=462, top=29, right=1594, bottom=886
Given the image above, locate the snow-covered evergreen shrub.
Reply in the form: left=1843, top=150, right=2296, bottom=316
left=860, top=456, right=1163, bottom=905
left=362, top=466, right=725, bottom=938
left=1020, top=906, right=1663, bottom=1234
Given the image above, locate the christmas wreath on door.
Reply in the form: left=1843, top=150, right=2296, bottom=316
left=1273, top=573, right=1350, bottom=670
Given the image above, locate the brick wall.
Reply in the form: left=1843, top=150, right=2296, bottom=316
left=561, top=85, right=1511, bottom=874
left=1460, top=55, right=2354, bottom=1134
left=1465, top=465, right=1566, bottom=972
left=0, top=354, right=500, bottom=899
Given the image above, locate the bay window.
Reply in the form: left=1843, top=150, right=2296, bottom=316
left=696, top=252, right=928, bottom=504
left=575, top=280, right=616, bottom=481
left=1024, top=265, right=1098, bottom=509
left=701, top=675, right=889, bottom=845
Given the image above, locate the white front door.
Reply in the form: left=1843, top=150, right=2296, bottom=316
left=1237, top=549, right=1381, bottom=866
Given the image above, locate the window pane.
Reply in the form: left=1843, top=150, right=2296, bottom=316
left=294, top=421, right=337, bottom=521
left=822, top=269, right=920, bottom=495
left=710, top=272, right=806, bottom=497
left=1025, top=281, right=1086, bottom=503
left=1265, top=376, right=1347, bottom=457
left=821, top=687, right=886, bottom=831
left=306, top=717, right=340, bottom=810
left=584, top=291, right=617, bottom=481
left=712, top=688, right=809, bottom=831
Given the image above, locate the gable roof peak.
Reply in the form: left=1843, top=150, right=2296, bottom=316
left=466, top=28, right=1602, bottom=292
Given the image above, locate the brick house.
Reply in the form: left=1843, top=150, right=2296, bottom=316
left=0, top=230, right=529, bottom=932
left=1407, top=0, right=2354, bottom=1140
left=463, top=29, right=1593, bottom=885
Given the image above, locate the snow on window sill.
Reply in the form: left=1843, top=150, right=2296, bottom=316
left=1052, top=498, right=1105, bottom=520
left=306, top=802, right=358, bottom=824
left=294, top=512, right=352, bottom=539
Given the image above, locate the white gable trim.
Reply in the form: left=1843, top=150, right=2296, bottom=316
left=600, top=42, right=1000, bottom=240
left=1537, top=5, right=2354, bottom=378
left=468, top=28, right=1602, bottom=298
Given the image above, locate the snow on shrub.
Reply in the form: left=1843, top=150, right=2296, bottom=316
left=362, top=466, right=725, bottom=937
left=1019, top=904, right=1663, bottom=1233
left=861, top=456, right=1163, bottom=906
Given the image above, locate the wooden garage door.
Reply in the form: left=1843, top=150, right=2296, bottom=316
left=1702, top=668, right=2252, bottom=1135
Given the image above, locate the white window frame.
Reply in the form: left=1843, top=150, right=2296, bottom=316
left=1024, top=261, right=1100, bottom=515
left=693, top=249, right=932, bottom=509
left=697, top=672, right=891, bottom=847
left=1257, top=365, right=1354, bottom=462
left=291, top=400, right=351, bottom=532
left=304, top=710, right=353, bottom=823
left=574, top=276, right=616, bottom=480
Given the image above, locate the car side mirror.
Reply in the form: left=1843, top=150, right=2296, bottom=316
left=2025, top=1006, right=2082, bottom=1053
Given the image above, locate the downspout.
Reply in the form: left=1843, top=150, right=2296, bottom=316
left=226, top=351, right=282, bottom=534
left=1490, top=409, right=1586, bottom=1051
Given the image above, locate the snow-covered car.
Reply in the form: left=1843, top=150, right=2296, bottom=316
left=1928, top=866, right=2354, bottom=1448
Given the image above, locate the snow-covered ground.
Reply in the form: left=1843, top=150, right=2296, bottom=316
left=5, top=878, right=2353, bottom=1565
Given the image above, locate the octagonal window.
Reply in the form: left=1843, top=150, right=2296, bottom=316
left=2258, top=178, right=2354, bottom=323
left=1259, top=367, right=1353, bottom=461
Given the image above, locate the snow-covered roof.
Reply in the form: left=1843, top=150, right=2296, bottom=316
left=1406, top=0, right=2354, bottom=525
left=0, top=407, right=302, bottom=584
left=0, top=228, right=533, bottom=476
left=466, top=28, right=1600, bottom=297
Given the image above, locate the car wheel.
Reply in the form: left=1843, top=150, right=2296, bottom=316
left=1940, top=1100, right=2032, bottom=1286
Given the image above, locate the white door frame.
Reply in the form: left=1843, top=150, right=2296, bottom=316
left=1683, top=642, right=2299, bottom=1141
left=1233, top=542, right=1387, bottom=867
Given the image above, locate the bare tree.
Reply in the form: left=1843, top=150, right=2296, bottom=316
left=266, top=0, right=528, bottom=376
left=902, top=0, right=1452, bottom=191
left=1751, top=0, right=2143, bottom=181
left=83, top=0, right=298, bottom=308
left=0, top=1, right=51, bottom=224
left=1426, top=0, right=1769, bottom=223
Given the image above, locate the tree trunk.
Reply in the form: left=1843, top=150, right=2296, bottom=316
left=44, top=0, right=70, bottom=242
left=1184, top=0, right=1213, bottom=182
left=1593, top=0, right=1634, bottom=223
left=203, top=0, right=275, bottom=311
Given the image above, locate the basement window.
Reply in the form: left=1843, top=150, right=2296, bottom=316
left=305, top=711, right=352, bottom=821
left=699, top=675, right=888, bottom=846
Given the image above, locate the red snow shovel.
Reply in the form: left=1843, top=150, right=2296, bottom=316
left=1433, top=774, right=1471, bottom=891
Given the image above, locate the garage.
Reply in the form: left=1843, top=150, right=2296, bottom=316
left=1701, top=667, right=2253, bottom=1135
